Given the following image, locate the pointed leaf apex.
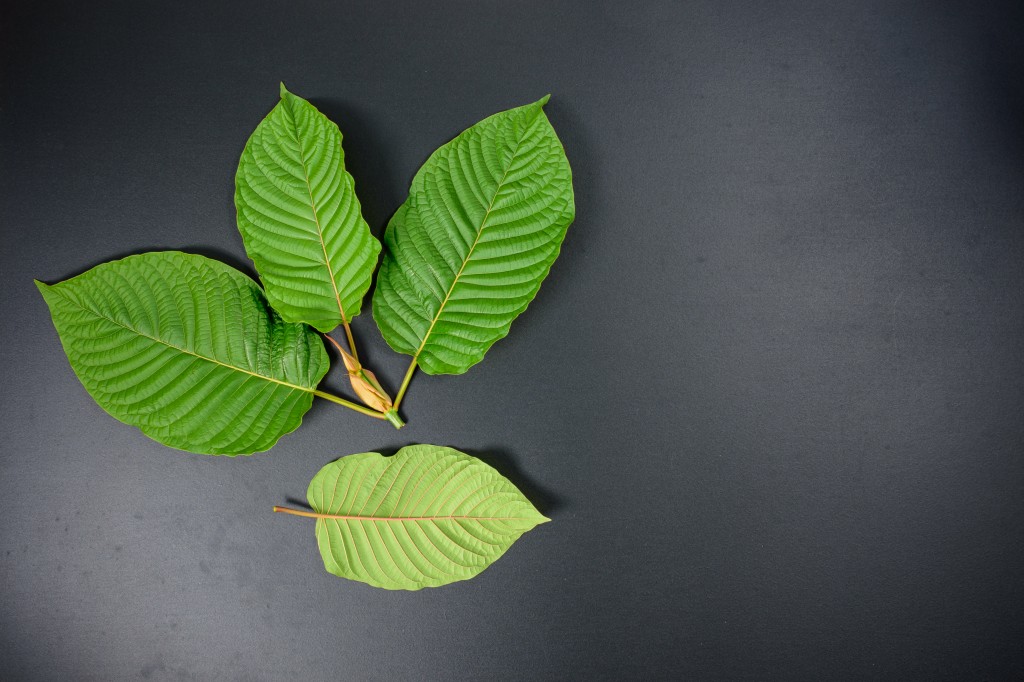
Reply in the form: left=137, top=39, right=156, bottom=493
left=538, top=94, right=551, bottom=107
left=279, top=82, right=289, bottom=98
left=34, top=278, right=56, bottom=299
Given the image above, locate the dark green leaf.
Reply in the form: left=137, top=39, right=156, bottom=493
left=36, top=252, right=329, bottom=455
left=373, top=97, right=575, bottom=374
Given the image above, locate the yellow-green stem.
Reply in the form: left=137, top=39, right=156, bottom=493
left=392, top=358, right=418, bottom=412
left=341, top=321, right=359, bottom=363
left=312, top=389, right=387, bottom=419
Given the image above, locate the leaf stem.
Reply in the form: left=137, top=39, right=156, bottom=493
left=273, top=506, right=326, bottom=519
left=312, top=389, right=387, bottom=419
left=383, top=410, right=405, bottom=429
left=341, top=321, right=359, bottom=363
left=392, top=358, right=418, bottom=412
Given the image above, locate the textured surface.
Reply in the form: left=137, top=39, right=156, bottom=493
left=307, top=445, right=547, bottom=589
left=36, top=252, right=329, bottom=454
left=3, top=1, right=1024, bottom=680
left=236, top=84, right=379, bottom=332
left=373, top=98, right=574, bottom=374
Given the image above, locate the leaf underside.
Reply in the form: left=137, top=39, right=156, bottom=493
left=36, top=252, right=329, bottom=455
left=372, top=97, right=575, bottom=375
left=307, top=444, right=548, bottom=590
left=235, top=84, right=380, bottom=333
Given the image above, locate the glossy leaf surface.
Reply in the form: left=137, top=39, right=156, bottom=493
left=36, top=252, right=329, bottom=455
left=302, top=444, right=548, bottom=589
left=373, top=97, right=575, bottom=374
left=235, top=84, right=379, bottom=332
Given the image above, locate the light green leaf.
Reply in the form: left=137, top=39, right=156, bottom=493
left=283, top=444, right=549, bottom=590
left=36, top=252, right=329, bottom=455
left=235, top=83, right=380, bottom=333
left=372, top=96, right=575, bottom=375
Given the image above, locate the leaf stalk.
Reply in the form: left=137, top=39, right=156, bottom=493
left=392, top=359, right=417, bottom=412
left=341, top=321, right=359, bottom=364
left=272, top=506, right=325, bottom=519
left=311, top=389, right=387, bottom=419
left=383, top=409, right=405, bottom=429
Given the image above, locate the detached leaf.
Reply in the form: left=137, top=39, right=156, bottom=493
left=373, top=96, right=575, bottom=375
left=36, top=252, right=329, bottom=455
left=279, top=444, right=549, bottom=590
left=235, top=83, right=380, bottom=333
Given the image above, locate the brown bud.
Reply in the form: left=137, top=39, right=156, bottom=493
left=333, top=343, right=393, bottom=413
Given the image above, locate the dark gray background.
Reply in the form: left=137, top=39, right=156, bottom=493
left=2, top=1, right=1022, bottom=679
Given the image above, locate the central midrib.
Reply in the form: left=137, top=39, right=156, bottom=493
left=412, top=107, right=544, bottom=360
left=58, top=289, right=315, bottom=394
left=286, top=99, right=349, bottom=324
left=315, top=514, right=537, bottom=522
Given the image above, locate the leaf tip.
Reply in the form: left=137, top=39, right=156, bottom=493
left=279, top=81, right=289, bottom=98
left=538, top=93, right=551, bottom=107
left=33, top=279, right=55, bottom=299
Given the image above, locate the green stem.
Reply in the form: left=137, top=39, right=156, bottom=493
left=392, top=358, right=418, bottom=412
left=383, top=410, right=405, bottom=429
left=341, top=321, right=359, bottom=364
left=312, top=389, right=387, bottom=419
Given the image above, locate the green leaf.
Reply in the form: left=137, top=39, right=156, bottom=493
left=235, top=83, right=380, bottom=333
left=36, top=252, right=329, bottom=455
left=283, top=444, right=549, bottom=590
left=372, top=96, right=575, bottom=375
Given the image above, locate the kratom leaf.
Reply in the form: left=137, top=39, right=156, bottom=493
left=36, top=252, right=329, bottom=455
left=235, top=83, right=380, bottom=333
left=279, top=444, right=549, bottom=590
left=372, top=96, right=575, bottom=375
